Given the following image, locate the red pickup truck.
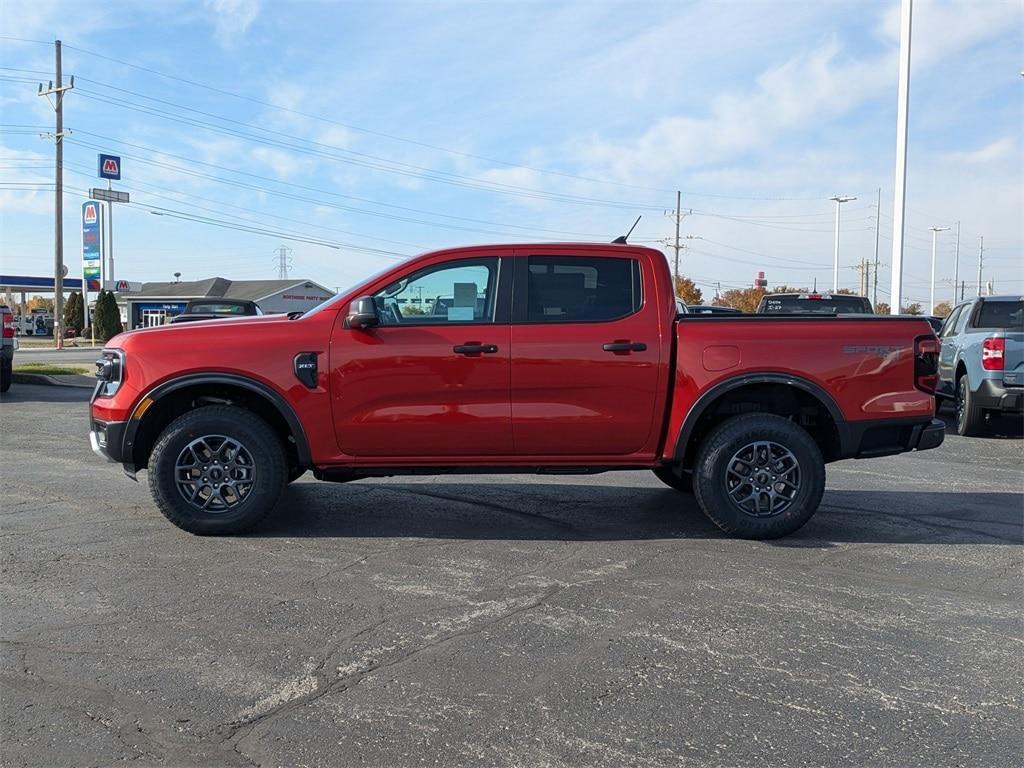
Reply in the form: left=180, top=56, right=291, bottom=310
left=89, top=243, right=944, bottom=539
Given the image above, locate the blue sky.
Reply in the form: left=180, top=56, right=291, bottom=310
left=1, top=0, right=1021, bottom=307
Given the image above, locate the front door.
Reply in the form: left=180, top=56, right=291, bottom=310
left=509, top=252, right=663, bottom=456
left=331, top=256, right=513, bottom=458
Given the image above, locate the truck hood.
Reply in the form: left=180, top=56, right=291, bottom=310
left=108, top=313, right=290, bottom=346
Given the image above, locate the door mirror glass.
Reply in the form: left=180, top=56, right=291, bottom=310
left=346, top=296, right=379, bottom=330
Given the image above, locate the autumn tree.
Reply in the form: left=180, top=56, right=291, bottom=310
left=27, top=296, right=54, bottom=312
left=673, top=275, right=703, bottom=305
left=901, top=302, right=923, bottom=315
left=875, top=302, right=890, bottom=315
left=715, top=286, right=765, bottom=314
left=932, top=301, right=952, bottom=318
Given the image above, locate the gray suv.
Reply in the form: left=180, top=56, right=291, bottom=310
left=936, top=295, right=1023, bottom=436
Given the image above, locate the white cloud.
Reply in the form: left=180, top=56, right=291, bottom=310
left=204, top=0, right=261, bottom=48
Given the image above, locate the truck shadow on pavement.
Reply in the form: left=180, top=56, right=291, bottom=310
left=256, top=484, right=1023, bottom=546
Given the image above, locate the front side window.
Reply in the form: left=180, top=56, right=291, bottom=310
left=954, top=304, right=972, bottom=334
left=373, top=258, right=497, bottom=325
left=940, top=306, right=963, bottom=337
left=526, top=256, right=641, bottom=323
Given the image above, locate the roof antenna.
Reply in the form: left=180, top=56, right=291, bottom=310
left=612, top=215, right=642, bottom=244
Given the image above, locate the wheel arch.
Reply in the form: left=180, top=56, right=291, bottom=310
left=673, top=373, right=847, bottom=467
left=123, top=373, right=311, bottom=473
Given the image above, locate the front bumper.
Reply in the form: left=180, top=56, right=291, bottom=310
left=89, top=418, right=127, bottom=464
left=973, top=377, right=1023, bottom=413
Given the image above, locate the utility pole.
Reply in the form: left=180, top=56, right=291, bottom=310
left=663, top=191, right=690, bottom=288
left=976, top=237, right=983, bottom=296
left=275, top=245, right=293, bottom=279
left=890, top=0, right=913, bottom=314
left=38, top=40, right=73, bottom=349
left=831, top=195, right=857, bottom=291
left=952, top=221, right=960, bottom=305
left=872, top=187, right=881, bottom=307
left=929, top=226, right=949, bottom=314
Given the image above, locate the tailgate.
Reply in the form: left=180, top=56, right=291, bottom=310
left=1002, top=331, right=1024, bottom=386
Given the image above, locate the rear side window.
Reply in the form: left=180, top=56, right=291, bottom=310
left=526, top=256, right=641, bottom=322
left=939, top=305, right=963, bottom=337
left=971, top=299, right=1024, bottom=330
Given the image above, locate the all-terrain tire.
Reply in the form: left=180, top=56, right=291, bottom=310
left=0, top=357, right=11, bottom=393
left=652, top=465, right=693, bottom=494
left=955, top=374, right=986, bottom=437
left=147, top=405, right=286, bottom=535
left=692, top=413, right=825, bottom=540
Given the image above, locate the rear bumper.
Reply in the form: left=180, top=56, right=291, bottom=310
left=839, top=417, right=944, bottom=459
left=973, top=377, right=1023, bottom=413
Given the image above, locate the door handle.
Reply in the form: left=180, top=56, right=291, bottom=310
left=453, top=343, right=498, bottom=355
left=602, top=341, right=647, bottom=353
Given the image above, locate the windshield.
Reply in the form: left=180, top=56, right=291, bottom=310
left=187, top=302, right=250, bottom=314
left=301, top=256, right=415, bottom=319
left=759, top=295, right=872, bottom=314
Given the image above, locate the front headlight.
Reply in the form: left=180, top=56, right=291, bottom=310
left=94, top=348, right=125, bottom=397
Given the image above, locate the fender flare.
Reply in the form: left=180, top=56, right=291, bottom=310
left=122, top=373, right=312, bottom=469
left=672, top=372, right=848, bottom=462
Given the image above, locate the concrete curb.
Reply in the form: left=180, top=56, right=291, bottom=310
left=11, top=372, right=95, bottom=389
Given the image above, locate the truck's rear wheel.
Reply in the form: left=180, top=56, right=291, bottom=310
left=652, top=465, right=692, bottom=494
left=0, top=356, right=11, bottom=393
left=147, top=405, right=286, bottom=535
left=955, top=374, right=986, bottom=437
left=692, top=414, right=824, bottom=539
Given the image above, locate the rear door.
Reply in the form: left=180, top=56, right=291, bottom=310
left=509, top=250, right=663, bottom=456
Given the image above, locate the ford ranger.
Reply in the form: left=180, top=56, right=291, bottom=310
left=89, top=243, right=944, bottom=539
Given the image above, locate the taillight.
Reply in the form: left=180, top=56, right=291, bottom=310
left=914, top=335, right=939, bottom=394
left=982, top=337, right=1005, bottom=371
left=1, top=312, right=13, bottom=339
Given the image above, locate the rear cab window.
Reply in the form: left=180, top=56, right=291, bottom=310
left=759, top=294, right=873, bottom=314
left=523, top=255, right=642, bottom=323
left=970, top=299, right=1024, bottom=330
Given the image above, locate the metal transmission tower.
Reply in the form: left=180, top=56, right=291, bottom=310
left=830, top=195, right=857, bottom=292
left=274, top=245, right=293, bottom=279
left=37, top=40, right=74, bottom=349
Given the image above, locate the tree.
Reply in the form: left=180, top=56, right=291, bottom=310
left=674, top=275, right=703, bottom=305
left=901, top=302, right=923, bottom=315
left=932, top=301, right=953, bottom=318
left=875, top=302, right=890, bottom=315
left=92, top=291, right=123, bottom=341
left=63, top=291, right=83, bottom=335
left=27, top=296, right=54, bottom=312
left=715, top=286, right=765, bottom=314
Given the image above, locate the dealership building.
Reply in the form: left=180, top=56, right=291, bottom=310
left=120, top=277, right=334, bottom=328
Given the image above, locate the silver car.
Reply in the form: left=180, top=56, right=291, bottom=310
left=936, top=295, right=1023, bottom=436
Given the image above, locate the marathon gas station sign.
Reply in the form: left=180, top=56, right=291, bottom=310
left=82, top=200, right=102, bottom=281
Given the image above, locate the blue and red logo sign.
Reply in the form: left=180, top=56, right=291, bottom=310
left=83, top=200, right=102, bottom=281
left=98, top=153, right=121, bottom=180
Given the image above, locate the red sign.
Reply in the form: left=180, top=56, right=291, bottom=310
left=102, top=158, right=119, bottom=175
left=84, top=202, right=98, bottom=224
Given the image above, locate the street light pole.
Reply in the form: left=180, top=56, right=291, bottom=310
left=929, top=226, right=950, bottom=314
left=890, top=0, right=913, bottom=314
left=831, top=195, right=857, bottom=292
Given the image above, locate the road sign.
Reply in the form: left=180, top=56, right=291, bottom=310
left=89, top=187, right=129, bottom=203
left=82, top=200, right=102, bottom=282
left=98, top=154, right=121, bottom=180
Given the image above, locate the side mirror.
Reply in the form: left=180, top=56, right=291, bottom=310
left=346, top=296, right=379, bottom=330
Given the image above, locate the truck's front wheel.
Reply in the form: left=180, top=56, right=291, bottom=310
left=692, top=414, right=825, bottom=539
left=147, top=405, right=286, bottom=535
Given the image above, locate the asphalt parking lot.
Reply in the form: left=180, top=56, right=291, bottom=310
left=1, top=384, right=1021, bottom=768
